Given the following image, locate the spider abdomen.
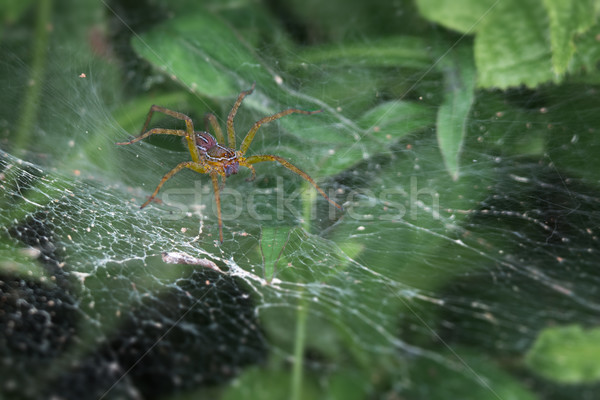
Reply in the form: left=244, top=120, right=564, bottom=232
left=195, top=131, right=217, bottom=152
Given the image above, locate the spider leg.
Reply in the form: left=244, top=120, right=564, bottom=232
left=140, top=161, right=205, bottom=209
left=218, top=174, right=227, bottom=192
left=210, top=172, right=224, bottom=243
left=244, top=155, right=342, bottom=210
left=226, top=83, right=256, bottom=149
left=137, top=105, right=201, bottom=163
left=245, top=164, right=257, bottom=182
left=116, top=128, right=188, bottom=145
left=239, top=108, right=322, bottom=155
left=204, top=113, right=225, bottom=144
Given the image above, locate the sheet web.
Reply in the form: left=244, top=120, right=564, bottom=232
left=2, top=100, right=600, bottom=398
left=2, top=2, right=600, bottom=399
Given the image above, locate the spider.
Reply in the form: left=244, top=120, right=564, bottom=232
left=117, top=84, right=343, bottom=243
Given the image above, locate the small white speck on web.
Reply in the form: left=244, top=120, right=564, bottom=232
left=71, top=271, right=91, bottom=284
left=191, top=215, right=204, bottom=243
left=571, top=134, right=579, bottom=144
left=274, top=75, right=283, bottom=85
left=510, top=174, right=530, bottom=183
left=20, top=247, right=41, bottom=259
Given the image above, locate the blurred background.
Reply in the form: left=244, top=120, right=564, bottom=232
left=2, top=0, right=600, bottom=399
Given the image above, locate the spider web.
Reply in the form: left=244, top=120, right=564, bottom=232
left=2, top=1, right=600, bottom=400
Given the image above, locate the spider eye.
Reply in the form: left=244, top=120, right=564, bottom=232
left=224, top=162, right=239, bottom=177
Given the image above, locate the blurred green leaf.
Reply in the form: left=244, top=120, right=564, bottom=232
left=357, top=100, right=435, bottom=142
left=475, top=0, right=553, bottom=88
left=542, top=0, right=597, bottom=76
left=571, top=25, right=600, bottom=77
left=436, top=45, right=476, bottom=180
left=258, top=227, right=293, bottom=281
left=407, top=349, right=537, bottom=400
left=526, top=325, right=600, bottom=384
left=221, top=366, right=320, bottom=400
left=418, top=0, right=600, bottom=88
left=415, top=0, right=498, bottom=33
left=0, top=0, right=34, bottom=24
left=131, top=11, right=282, bottom=99
left=0, top=243, right=50, bottom=281
left=291, top=37, right=432, bottom=69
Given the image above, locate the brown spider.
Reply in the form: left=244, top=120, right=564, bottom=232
left=117, top=84, right=343, bottom=243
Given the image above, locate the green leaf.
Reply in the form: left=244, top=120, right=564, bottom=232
left=0, top=243, right=50, bottom=281
left=525, top=325, right=600, bottom=384
left=571, top=24, right=600, bottom=77
left=258, top=227, right=293, bottom=281
left=221, top=366, right=320, bottom=400
left=415, top=0, right=499, bottom=34
left=407, top=349, right=537, bottom=400
left=542, top=0, right=597, bottom=76
left=291, top=36, right=432, bottom=69
left=131, top=13, right=262, bottom=98
left=418, top=0, right=600, bottom=87
left=357, top=101, right=435, bottom=142
left=436, top=46, right=476, bottom=180
left=0, top=0, right=35, bottom=24
left=475, top=0, right=553, bottom=88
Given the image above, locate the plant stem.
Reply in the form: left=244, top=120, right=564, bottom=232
left=291, top=299, right=308, bottom=400
left=292, top=183, right=315, bottom=398
left=301, top=181, right=316, bottom=233
left=14, top=0, right=52, bottom=153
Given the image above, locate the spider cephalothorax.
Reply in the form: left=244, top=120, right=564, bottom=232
left=117, top=84, right=342, bottom=242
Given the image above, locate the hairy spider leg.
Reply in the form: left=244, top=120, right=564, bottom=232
left=239, top=108, right=322, bottom=155
left=204, top=113, right=225, bottom=144
left=140, top=161, right=206, bottom=208
left=210, top=172, right=224, bottom=242
left=134, top=105, right=200, bottom=162
left=245, top=164, right=257, bottom=182
left=243, top=155, right=343, bottom=210
left=116, top=128, right=188, bottom=145
left=226, top=82, right=256, bottom=149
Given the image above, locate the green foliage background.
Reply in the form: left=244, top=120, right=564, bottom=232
left=2, top=0, right=600, bottom=399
